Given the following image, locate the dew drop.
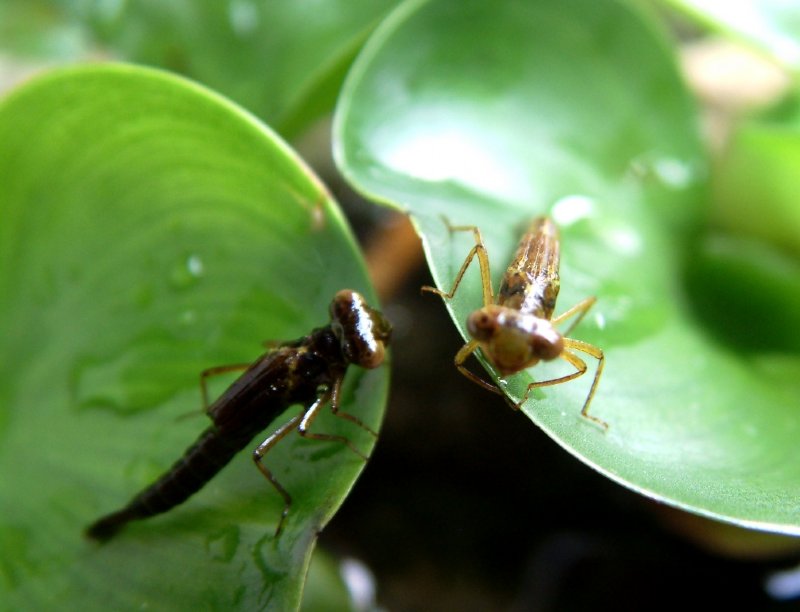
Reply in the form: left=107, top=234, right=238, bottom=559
left=229, top=0, right=259, bottom=35
left=627, top=153, right=699, bottom=189
left=606, top=225, right=643, bottom=256
left=186, top=254, right=204, bottom=278
left=551, top=195, right=595, bottom=225
left=169, top=254, right=204, bottom=290
left=594, top=312, right=606, bottom=330
left=652, top=157, right=695, bottom=189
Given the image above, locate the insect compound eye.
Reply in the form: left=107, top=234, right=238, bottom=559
left=530, top=321, right=563, bottom=361
left=466, top=309, right=497, bottom=342
left=345, top=336, right=386, bottom=369
left=330, top=289, right=392, bottom=369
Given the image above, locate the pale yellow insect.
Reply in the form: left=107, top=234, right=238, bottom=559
left=423, top=217, right=607, bottom=429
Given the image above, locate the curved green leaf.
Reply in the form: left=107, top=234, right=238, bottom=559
left=335, top=0, right=800, bottom=534
left=1, top=0, right=401, bottom=138
left=713, top=97, right=800, bottom=256
left=0, top=64, right=388, bottom=610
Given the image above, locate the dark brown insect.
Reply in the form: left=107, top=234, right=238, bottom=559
left=86, top=289, right=392, bottom=541
left=423, top=217, right=606, bottom=429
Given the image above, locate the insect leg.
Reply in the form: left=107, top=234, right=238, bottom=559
left=453, top=339, right=506, bottom=396
left=421, top=222, right=494, bottom=307
left=253, top=412, right=306, bottom=537
left=327, top=376, right=378, bottom=438
left=297, top=389, right=369, bottom=460
left=562, top=338, right=606, bottom=430
left=552, top=296, right=597, bottom=337
left=517, top=344, right=607, bottom=430
left=518, top=352, right=587, bottom=400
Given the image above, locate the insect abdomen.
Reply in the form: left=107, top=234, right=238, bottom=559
left=86, top=425, right=254, bottom=541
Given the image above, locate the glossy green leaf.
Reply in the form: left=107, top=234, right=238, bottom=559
left=0, top=64, right=388, bottom=610
left=0, top=0, right=400, bottom=137
left=335, top=0, right=800, bottom=534
left=713, top=98, right=800, bottom=256
left=686, top=233, right=800, bottom=353
left=663, top=0, right=800, bottom=71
